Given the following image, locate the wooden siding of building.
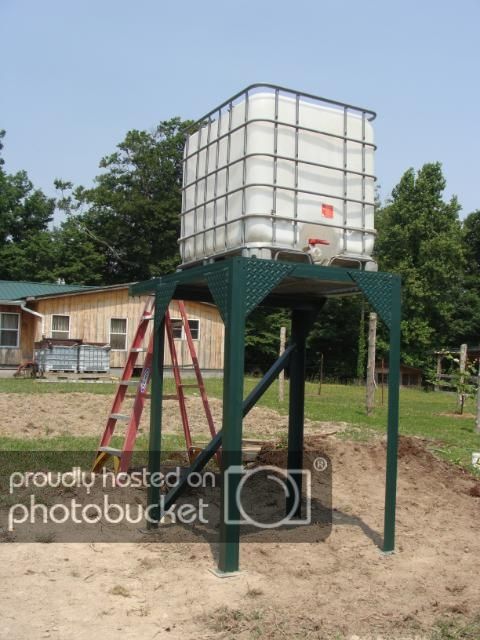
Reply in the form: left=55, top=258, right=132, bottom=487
left=29, top=290, right=224, bottom=371
left=0, top=304, right=37, bottom=366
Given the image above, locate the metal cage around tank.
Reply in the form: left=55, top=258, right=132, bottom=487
left=180, top=84, right=377, bottom=269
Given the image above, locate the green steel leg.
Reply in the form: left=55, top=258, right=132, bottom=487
left=146, top=307, right=166, bottom=529
left=218, top=261, right=247, bottom=573
left=286, top=309, right=310, bottom=518
left=383, top=276, right=401, bottom=552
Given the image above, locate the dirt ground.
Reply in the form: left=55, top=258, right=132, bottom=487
left=1, top=395, right=480, bottom=639
left=0, top=392, right=345, bottom=439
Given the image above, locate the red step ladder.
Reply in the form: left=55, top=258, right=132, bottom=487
left=93, top=298, right=218, bottom=474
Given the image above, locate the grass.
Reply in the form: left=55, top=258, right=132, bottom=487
left=202, top=377, right=480, bottom=471
left=430, top=615, right=480, bottom=639
left=1, top=377, right=479, bottom=471
left=207, top=606, right=480, bottom=640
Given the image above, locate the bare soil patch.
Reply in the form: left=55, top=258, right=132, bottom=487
left=438, top=411, right=475, bottom=419
left=0, top=392, right=346, bottom=440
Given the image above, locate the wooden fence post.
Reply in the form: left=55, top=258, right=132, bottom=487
left=366, top=312, right=377, bottom=416
left=435, top=354, right=442, bottom=392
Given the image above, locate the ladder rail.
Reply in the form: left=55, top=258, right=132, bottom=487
left=177, top=300, right=220, bottom=463
left=165, top=309, right=194, bottom=453
left=118, top=332, right=154, bottom=473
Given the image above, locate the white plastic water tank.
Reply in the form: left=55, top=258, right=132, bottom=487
left=180, top=84, right=377, bottom=269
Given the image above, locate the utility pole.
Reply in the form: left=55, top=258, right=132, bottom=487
left=366, top=312, right=377, bottom=416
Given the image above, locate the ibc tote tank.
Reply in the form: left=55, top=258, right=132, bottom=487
left=180, top=84, right=377, bottom=270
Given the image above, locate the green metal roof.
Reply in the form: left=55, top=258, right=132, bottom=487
left=0, top=280, right=94, bottom=301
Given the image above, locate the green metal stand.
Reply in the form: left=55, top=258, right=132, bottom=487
left=131, top=256, right=401, bottom=572
left=219, top=260, right=247, bottom=572
left=286, top=309, right=320, bottom=518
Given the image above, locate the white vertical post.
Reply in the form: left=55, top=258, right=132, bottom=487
left=435, top=354, right=442, bottom=392
left=366, top=312, right=377, bottom=416
left=458, top=343, right=467, bottom=412
left=279, top=326, right=286, bottom=402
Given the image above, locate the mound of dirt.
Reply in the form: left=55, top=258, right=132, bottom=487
left=469, top=483, right=480, bottom=497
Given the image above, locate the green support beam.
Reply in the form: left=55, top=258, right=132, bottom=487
left=219, top=260, right=247, bottom=574
left=147, top=308, right=166, bottom=527
left=286, top=310, right=309, bottom=518
left=383, top=275, right=401, bottom=552
left=286, top=309, right=321, bottom=518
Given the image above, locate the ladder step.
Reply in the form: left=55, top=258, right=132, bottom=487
left=142, top=314, right=154, bottom=321
left=120, top=380, right=139, bottom=386
left=98, top=446, right=123, bottom=457
left=130, top=348, right=147, bottom=353
left=110, top=413, right=130, bottom=421
left=162, top=394, right=178, bottom=400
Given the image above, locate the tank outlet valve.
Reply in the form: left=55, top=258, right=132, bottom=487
left=305, top=238, right=330, bottom=264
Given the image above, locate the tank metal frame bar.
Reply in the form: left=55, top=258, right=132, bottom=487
left=131, top=257, right=401, bottom=574
left=181, top=84, right=376, bottom=265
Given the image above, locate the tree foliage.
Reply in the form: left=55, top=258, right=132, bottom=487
left=375, top=163, right=467, bottom=367
left=57, top=118, right=192, bottom=284
left=0, top=130, right=57, bottom=280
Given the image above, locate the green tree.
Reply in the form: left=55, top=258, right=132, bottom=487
left=245, top=308, right=290, bottom=373
left=60, top=118, right=192, bottom=284
left=0, top=130, right=57, bottom=280
left=456, top=209, right=480, bottom=345
left=51, top=217, right=107, bottom=285
left=375, top=163, right=466, bottom=367
left=307, top=297, right=364, bottom=381
left=463, top=209, right=480, bottom=268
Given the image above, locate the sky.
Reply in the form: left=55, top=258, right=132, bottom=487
left=1, top=0, right=479, bottom=222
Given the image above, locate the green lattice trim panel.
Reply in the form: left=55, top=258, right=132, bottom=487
left=349, top=271, right=394, bottom=329
left=206, top=267, right=230, bottom=323
left=155, top=280, right=178, bottom=322
left=243, top=260, right=294, bottom=316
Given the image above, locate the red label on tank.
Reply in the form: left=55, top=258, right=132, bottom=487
left=322, top=204, right=334, bottom=219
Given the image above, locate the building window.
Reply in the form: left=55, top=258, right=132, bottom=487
left=0, top=313, right=20, bottom=347
left=188, top=319, right=200, bottom=340
left=51, top=315, right=70, bottom=339
left=170, top=318, right=200, bottom=340
left=171, top=319, right=183, bottom=339
left=110, top=318, right=127, bottom=350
